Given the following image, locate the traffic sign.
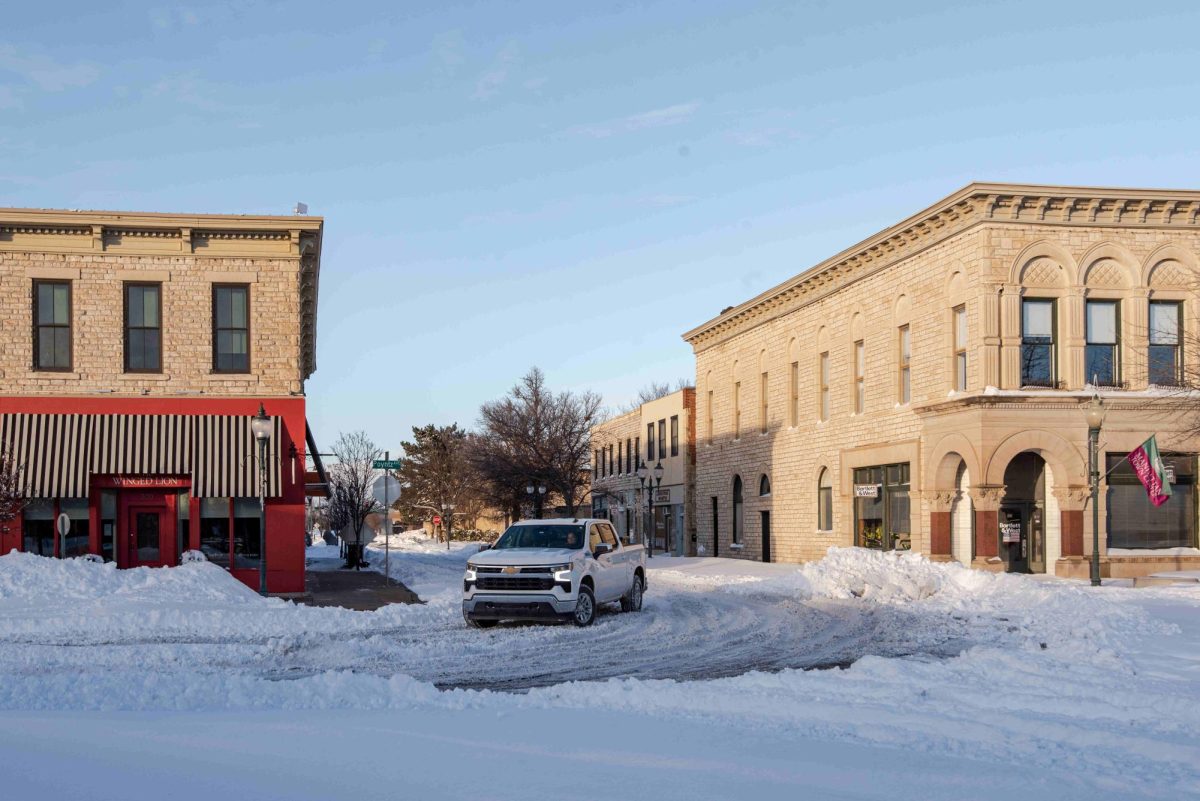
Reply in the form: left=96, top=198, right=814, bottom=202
left=373, top=459, right=401, bottom=470
left=56, top=513, right=70, bottom=536
left=433, top=515, right=442, bottom=526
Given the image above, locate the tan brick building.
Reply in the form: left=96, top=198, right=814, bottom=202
left=590, top=388, right=696, bottom=555
left=684, top=183, right=1200, bottom=579
left=0, top=206, right=323, bottom=593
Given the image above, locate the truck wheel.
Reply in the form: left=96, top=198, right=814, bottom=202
left=572, top=586, right=596, bottom=627
left=620, top=574, right=644, bottom=613
left=464, top=612, right=497, bottom=629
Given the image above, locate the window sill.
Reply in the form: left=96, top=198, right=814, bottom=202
left=730, top=543, right=744, bottom=550
left=25, top=371, right=81, bottom=380
left=209, top=373, right=259, bottom=381
left=117, top=372, right=171, bottom=381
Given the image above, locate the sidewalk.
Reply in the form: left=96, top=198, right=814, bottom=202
left=302, top=567, right=421, bottom=611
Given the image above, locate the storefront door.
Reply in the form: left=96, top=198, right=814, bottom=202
left=128, top=506, right=170, bottom=568
left=1003, top=503, right=1047, bottom=574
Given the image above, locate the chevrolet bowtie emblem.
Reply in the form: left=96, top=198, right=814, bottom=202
left=502, top=566, right=519, bottom=574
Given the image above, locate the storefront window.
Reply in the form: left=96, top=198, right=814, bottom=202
left=100, top=491, right=116, bottom=562
left=61, top=498, right=90, bottom=557
left=22, top=499, right=54, bottom=556
left=233, top=497, right=262, bottom=569
left=854, top=463, right=910, bottom=550
left=1107, top=453, right=1195, bottom=549
left=200, top=497, right=231, bottom=568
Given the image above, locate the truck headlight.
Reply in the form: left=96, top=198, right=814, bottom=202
left=551, top=563, right=573, bottom=581
left=465, top=564, right=478, bottom=580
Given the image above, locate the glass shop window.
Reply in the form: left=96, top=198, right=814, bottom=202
left=199, top=497, right=231, bottom=568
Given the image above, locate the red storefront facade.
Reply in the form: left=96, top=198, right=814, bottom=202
left=0, top=396, right=311, bottom=594
left=0, top=206, right=324, bottom=595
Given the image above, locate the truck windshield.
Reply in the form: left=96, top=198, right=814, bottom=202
left=493, top=524, right=586, bottom=550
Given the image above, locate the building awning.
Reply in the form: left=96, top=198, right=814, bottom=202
left=0, top=413, right=282, bottom=499
left=305, top=421, right=330, bottom=498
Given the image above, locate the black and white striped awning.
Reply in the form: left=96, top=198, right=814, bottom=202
left=0, top=413, right=282, bottom=499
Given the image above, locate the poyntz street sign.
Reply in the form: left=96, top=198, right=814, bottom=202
left=373, top=459, right=401, bottom=470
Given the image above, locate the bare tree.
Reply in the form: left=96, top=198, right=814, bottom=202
left=476, top=367, right=604, bottom=517
left=326, top=431, right=382, bottom=567
left=0, top=450, right=27, bottom=542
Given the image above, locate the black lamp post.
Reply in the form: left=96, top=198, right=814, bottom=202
left=636, top=461, right=648, bottom=551
left=525, top=481, right=547, bottom=519
left=637, top=460, right=665, bottom=558
left=1086, top=393, right=1105, bottom=587
left=250, top=403, right=273, bottom=596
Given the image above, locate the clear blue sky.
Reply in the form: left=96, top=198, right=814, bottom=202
left=4, top=1, right=1200, bottom=452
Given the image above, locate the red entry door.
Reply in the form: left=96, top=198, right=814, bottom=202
left=128, top=506, right=169, bottom=568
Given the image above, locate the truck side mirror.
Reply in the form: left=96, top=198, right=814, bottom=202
left=593, top=543, right=611, bottom=557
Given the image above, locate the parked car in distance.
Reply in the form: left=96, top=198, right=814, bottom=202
left=462, top=518, right=646, bottom=628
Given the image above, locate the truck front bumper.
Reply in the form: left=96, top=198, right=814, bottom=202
left=463, top=593, right=577, bottom=621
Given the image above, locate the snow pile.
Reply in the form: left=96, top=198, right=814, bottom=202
left=0, top=550, right=260, bottom=610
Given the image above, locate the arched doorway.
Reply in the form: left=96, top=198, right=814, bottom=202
left=1000, top=453, right=1048, bottom=573
left=759, top=474, right=771, bottom=563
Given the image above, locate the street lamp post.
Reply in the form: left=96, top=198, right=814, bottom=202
left=443, top=502, right=456, bottom=551
left=250, top=404, right=273, bottom=597
left=525, top=482, right=547, bottom=519
left=1086, top=393, right=1106, bottom=587
left=636, top=461, right=648, bottom=550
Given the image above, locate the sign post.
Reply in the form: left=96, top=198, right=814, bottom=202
left=56, top=513, right=70, bottom=559
left=372, top=456, right=402, bottom=585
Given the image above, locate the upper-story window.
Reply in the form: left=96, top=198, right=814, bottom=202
left=1085, top=300, right=1120, bottom=387
left=789, top=361, right=799, bottom=427
left=607, top=444, right=613, bottom=476
left=897, top=325, right=910, bottom=404
left=1021, top=298, right=1056, bottom=387
left=670, top=415, right=679, bottom=456
left=213, top=284, right=250, bottom=373
left=733, top=381, right=742, bottom=438
left=953, top=305, right=967, bottom=391
left=853, top=340, right=865, bottom=413
left=818, top=352, right=830, bottom=421
left=658, top=419, right=666, bottom=460
left=33, top=280, right=71, bottom=371
left=706, top=389, right=714, bottom=444
left=647, top=422, right=656, bottom=461
left=124, top=283, right=162, bottom=373
left=1149, top=301, right=1182, bottom=386
left=759, top=372, right=768, bottom=433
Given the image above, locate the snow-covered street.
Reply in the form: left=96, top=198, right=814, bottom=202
left=1, top=534, right=1199, bottom=799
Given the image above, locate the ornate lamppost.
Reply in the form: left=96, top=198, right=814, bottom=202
left=1086, top=393, right=1106, bottom=587
left=525, top=481, right=547, bottom=519
left=250, top=404, right=273, bottom=596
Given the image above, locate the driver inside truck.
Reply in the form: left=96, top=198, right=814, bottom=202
left=565, top=530, right=581, bottom=549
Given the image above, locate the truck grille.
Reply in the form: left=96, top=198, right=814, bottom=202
left=476, top=576, right=556, bottom=591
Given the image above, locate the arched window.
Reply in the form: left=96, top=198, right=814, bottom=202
left=817, top=468, right=833, bottom=531
left=732, top=475, right=744, bottom=545
left=759, top=474, right=771, bottom=496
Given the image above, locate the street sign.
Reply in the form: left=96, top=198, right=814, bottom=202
left=56, top=513, right=70, bottom=536
left=433, top=515, right=442, bottom=526
left=373, top=459, right=401, bottom=470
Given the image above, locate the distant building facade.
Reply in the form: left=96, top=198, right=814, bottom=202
left=684, top=183, right=1200, bottom=579
left=590, top=388, right=696, bottom=555
left=0, top=206, right=323, bottom=593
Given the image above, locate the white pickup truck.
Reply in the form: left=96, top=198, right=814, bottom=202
left=463, top=518, right=646, bottom=628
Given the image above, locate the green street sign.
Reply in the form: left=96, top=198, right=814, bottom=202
left=373, top=459, right=401, bottom=470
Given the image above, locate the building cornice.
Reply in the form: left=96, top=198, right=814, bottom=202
left=682, top=182, right=1200, bottom=352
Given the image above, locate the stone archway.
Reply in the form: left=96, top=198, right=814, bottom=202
left=923, top=434, right=983, bottom=561
left=983, top=431, right=1089, bottom=572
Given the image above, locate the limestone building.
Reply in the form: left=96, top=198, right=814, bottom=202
left=0, top=206, right=324, bottom=593
left=684, top=183, right=1200, bottom=579
left=590, top=388, right=696, bottom=555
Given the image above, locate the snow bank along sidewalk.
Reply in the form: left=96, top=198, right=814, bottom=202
left=1, top=544, right=1198, bottom=797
